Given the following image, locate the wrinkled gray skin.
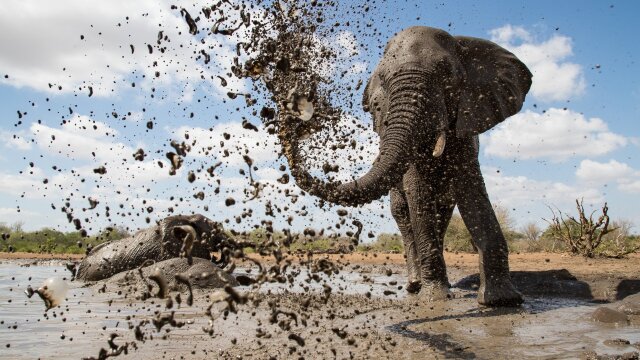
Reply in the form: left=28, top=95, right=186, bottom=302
left=76, top=214, right=225, bottom=282
left=288, top=27, right=532, bottom=306
left=103, top=257, right=239, bottom=292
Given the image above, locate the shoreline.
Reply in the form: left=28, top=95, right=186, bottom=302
left=1, top=251, right=638, bottom=276
left=0, top=252, right=84, bottom=260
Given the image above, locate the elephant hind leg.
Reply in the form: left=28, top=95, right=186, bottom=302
left=390, top=186, right=421, bottom=293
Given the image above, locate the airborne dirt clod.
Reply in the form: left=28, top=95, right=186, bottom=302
left=1, top=1, right=638, bottom=360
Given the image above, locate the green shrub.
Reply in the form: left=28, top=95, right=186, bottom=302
left=443, top=214, right=474, bottom=252
left=363, top=233, right=404, bottom=253
left=0, top=223, right=129, bottom=254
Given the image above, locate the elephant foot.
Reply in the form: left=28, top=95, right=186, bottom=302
left=418, top=281, right=450, bottom=301
left=406, top=280, right=421, bottom=294
left=478, top=280, right=523, bottom=307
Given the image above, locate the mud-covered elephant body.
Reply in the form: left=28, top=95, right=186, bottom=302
left=284, top=27, right=532, bottom=306
left=100, top=257, right=239, bottom=294
left=76, top=214, right=226, bottom=282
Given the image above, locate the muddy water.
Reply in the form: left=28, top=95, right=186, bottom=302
left=0, top=261, right=133, bottom=359
left=0, top=261, right=408, bottom=359
left=1, top=261, right=638, bottom=359
left=389, top=297, right=640, bottom=359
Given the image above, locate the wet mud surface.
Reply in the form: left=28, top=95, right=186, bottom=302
left=1, top=254, right=639, bottom=359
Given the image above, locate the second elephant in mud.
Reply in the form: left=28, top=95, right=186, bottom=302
left=75, top=214, right=228, bottom=282
left=97, top=257, right=239, bottom=302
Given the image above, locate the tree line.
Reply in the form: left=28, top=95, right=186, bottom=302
left=1, top=201, right=638, bottom=257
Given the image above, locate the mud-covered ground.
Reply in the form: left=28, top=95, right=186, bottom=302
left=1, top=252, right=639, bottom=359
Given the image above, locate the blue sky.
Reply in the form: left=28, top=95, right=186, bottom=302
left=0, top=0, right=639, bottom=238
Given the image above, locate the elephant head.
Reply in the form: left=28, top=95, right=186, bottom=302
left=282, top=26, right=532, bottom=206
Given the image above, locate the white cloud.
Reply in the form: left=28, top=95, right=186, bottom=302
left=576, top=159, right=640, bottom=194
left=336, top=31, right=360, bottom=56
left=0, top=207, right=41, bottom=227
left=0, top=166, right=74, bottom=199
left=0, top=0, right=245, bottom=98
left=483, top=108, right=627, bottom=161
left=16, top=114, right=177, bottom=205
left=489, top=25, right=533, bottom=44
left=348, top=62, right=368, bottom=75
left=30, top=115, right=127, bottom=162
left=300, top=114, right=378, bottom=177
left=576, top=159, right=635, bottom=183
left=173, top=122, right=280, bottom=167
left=1, top=130, right=32, bottom=150
left=310, top=30, right=368, bottom=79
left=619, top=181, right=640, bottom=193
left=0, top=171, right=45, bottom=197
left=490, top=25, right=586, bottom=102
left=484, top=166, right=603, bottom=207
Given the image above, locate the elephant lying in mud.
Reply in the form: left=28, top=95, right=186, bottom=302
left=74, top=214, right=237, bottom=289
left=99, top=257, right=239, bottom=302
left=281, top=27, right=532, bottom=306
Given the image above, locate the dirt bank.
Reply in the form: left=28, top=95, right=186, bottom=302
left=5, top=250, right=638, bottom=272
left=0, top=251, right=83, bottom=260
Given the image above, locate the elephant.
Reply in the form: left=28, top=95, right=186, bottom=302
left=281, top=26, right=533, bottom=306
left=75, top=214, right=229, bottom=282
left=96, top=257, right=239, bottom=300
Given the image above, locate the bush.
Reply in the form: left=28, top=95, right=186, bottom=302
left=596, top=220, right=640, bottom=258
left=359, top=233, right=404, bottom=253
left=443, top=214, right=474, bottom=252
left=0, top=223, right=129, bottom=254
left=546, top=200, right=613, bottom=257
left=444, top=205, right=524, bottom=253
left=545, top=200, right=639, bottom=257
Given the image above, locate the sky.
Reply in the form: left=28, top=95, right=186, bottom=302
left=0, top=0, right=639, bottom=239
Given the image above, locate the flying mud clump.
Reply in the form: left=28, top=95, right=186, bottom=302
left=190, top=1, right=351, bottom=199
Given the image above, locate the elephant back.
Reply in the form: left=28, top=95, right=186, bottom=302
left=75, top=226, right=165, bottom=281
left=455, top=36, right=532, bottom=137
left=103, top=257, right=239, bottom=290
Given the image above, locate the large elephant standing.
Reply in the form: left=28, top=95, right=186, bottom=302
left=283, top=27, right=532, bottom=306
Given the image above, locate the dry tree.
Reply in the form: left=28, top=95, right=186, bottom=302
left=545, top=199, right=616, bottom=258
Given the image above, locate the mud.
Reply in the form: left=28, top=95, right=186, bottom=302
left=2, top=254, right=639, bottom=359
left=1, top=1, right=639, bottom=359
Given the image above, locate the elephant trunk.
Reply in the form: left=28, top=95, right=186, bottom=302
left=285, top=66, right=440, bottom=207
left=172, top=224, right=197, bottom=265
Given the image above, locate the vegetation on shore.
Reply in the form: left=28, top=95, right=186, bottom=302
left=0, top=223, right=130, bottom=254
left=1, top=203, right=638, bottom=257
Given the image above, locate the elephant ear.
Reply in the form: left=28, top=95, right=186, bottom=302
left=455, top=36, right=532, bottom=137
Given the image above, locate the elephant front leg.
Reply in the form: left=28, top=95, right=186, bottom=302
left=403, top=166, right=450, bottom=301
left=390, top=187, right=421, bottom=293
left=454, top=156, right=523, bottom=306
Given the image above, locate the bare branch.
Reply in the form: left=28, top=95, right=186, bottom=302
left=547, top=199, right=632, bottom=258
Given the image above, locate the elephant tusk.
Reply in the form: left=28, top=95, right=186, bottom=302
left=432, top=131, right=446, bottom=157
